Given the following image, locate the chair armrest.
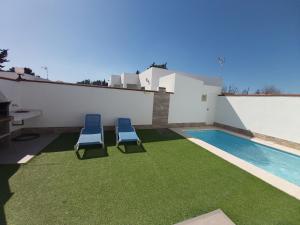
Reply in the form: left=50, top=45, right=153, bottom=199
left=101, top=122, right=104, bottom=143
left=132, top=126, right=141, bottom=141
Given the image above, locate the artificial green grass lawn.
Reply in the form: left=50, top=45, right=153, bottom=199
left=1, top=129, right=300, bottom=225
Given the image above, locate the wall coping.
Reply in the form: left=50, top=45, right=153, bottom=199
left=0, top=76, right=174, bottom=94
left=214, top=122, right=300, bottom=150
left=219, top=93, right=300, bottom=97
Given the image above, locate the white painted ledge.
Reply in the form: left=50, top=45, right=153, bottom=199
left=10, top=109, right=42, bottom=122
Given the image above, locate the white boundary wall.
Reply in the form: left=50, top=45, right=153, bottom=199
left=2, top=79, right=299, bottom=144
left=215, top=96, right=300, bottom=143
left=0, top=79, right=154, bottom=128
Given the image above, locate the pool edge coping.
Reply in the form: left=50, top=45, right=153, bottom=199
left=171, top=127, right=300, bottom=201
left=187, top=127, right=300, bottom=157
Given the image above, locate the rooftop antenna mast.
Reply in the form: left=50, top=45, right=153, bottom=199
left=41, top=66, right=49, bottom=80
left=217, top=56, right=225, bottom=73
left=217, top=56, right=226, bottom=93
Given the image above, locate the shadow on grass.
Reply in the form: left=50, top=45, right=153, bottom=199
left=75, top=146, right=108, bottom=160
left=0, top=164, right=20, bottom=225
left=117, top=142, right=146, bottom=154
left=136, top=128, right=185, bottom=143
left=42, top=133, right=79, bottom=153
left=41, top=129, right=184, bottom=156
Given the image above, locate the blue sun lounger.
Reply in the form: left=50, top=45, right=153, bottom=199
left=115, top=118, right=141, bottom=147
left=74, top=114, right=104, bottom=151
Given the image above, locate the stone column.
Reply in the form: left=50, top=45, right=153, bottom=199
left=152, top=87, right=170, bottom=128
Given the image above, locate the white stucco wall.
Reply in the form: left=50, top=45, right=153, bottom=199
left=0, top=79, right=22, bottom=111
left=139, top=68, right=222, bottom=92
left=4, top=78, right=298, bottom=144
left=139, top=69, right=153, bottom=90
left=174, top=72, right=223, bottom=87
left=158, top=74, right=176, bottom=92
left=167, top=74, right=221, bottom=124
left=139, top=68, right=174, bottom=91
left=0, top=79, right=154, bottom=128
left=204, top=85, right=223, bottom=124
left=109, top=75, right=122, bottom=87
left=215, top=96, right=300, bottom=143
left=120, top=73, right=140, bottom=88
left=0, top=71, right=48, bottom=81
left=0, top=79, right=23, bottom=132
left=148, top=68, right=173, bottom=91
left=0, top=72, right=18, bottom=79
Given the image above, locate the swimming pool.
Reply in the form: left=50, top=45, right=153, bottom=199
left=185, top=129, right=300, bottom=186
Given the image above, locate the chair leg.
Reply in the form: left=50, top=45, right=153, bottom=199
left=116, top=135, right=119, bottom=147
left=74, top=144, right=81, bottom=159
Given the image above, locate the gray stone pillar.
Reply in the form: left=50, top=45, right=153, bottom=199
left=152, top=87, right=170, bottom=127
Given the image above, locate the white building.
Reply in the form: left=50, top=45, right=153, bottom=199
left=110, top=72, right=141, bottom=89
left=109, top=67, right=222, bottom=91
left=109, top=75, right=122, bottom=88
left=109, top=67, right=223, bottom=125
left=0, top=71, right=49, bottom=82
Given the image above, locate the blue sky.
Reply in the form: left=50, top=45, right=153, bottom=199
left=1, top=0, right=300, bottom=93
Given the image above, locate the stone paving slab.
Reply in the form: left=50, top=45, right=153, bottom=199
left=0, top=134, right=58, bottom=164
left=174, top=209, right=235, bottom=225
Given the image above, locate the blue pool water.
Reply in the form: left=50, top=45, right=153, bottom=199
left=185, top=130, right=300, bottom=186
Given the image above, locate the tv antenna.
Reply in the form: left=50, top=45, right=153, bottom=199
left=41, top=66, right=49, bottom=80
left=217, top=56, right=225, bottom=69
